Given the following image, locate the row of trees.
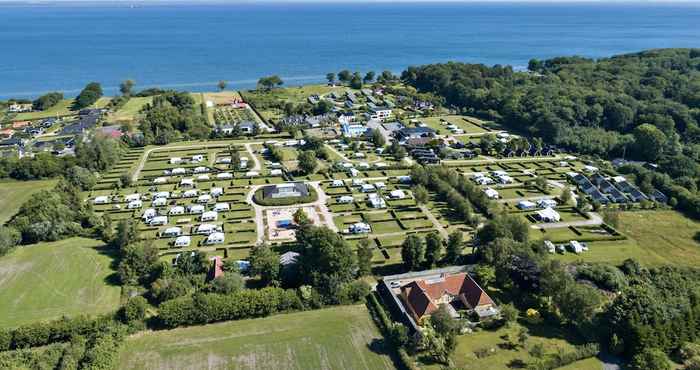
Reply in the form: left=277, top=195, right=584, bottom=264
left=138, top=91, right=211, bottom=144
left=74, top=82, right=103, bottom=109
left=326, top=70, right=398, bottom=88
left=32, top=92, right=63, bottom=111
left=401, top=48, right=700, bottom=218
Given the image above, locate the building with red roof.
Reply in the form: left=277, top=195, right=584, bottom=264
left=207, top=256, right=225, bottom=281
left=400, top=272, right=498, bottom=323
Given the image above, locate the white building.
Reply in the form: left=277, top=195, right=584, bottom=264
left=183, top=189, right=198, bottom=198
left=93, top=196, right=110, bottom=205
left=196, top=223, right=220, bottom=235
left=149, top=216, right=168, bottom=226
left=213, top=203, right=230, bottom=212
left=536, top=208, right=561, bottom=223
left=338, top=196, right=354, bottom=204
left=368, top=193, right=386, bottom=209
left=350, top=222, right=371, bottom=234
left=141, top=208, right=157, bottom=220
left=516, top=200, right=536, bottom=210
left=484, top=188, right=499, bottom=199
left=124, top=193, right=141, bottom=202
left=188, top=204, right=205, bottom=214
left=127, top=200, right=143, bottom=209
left=205, top=232, right=226, bottom=245
left=162, top=227, right=182, bottom=237
left=537, top=199, right=558, bottom=209
left=152, top=197, right=168, bottom=207
left=174, top=236, right=191, bottom=247
left=200, top=211, right=218, bottom=222
left=361, top=184, right=375, bottom=193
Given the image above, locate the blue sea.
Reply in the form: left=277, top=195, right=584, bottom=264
left=1, top=1, right=699, bottom=99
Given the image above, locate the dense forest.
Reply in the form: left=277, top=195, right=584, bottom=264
left=402, top=49, right=700, bottom=216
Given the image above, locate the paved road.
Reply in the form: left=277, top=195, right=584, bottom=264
left=531, top=211, right=603, bottom=229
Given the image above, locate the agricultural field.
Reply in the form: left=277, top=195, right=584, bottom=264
left=0, top=237, right=121, bottom=328
left=0, top=179, right=57, bottom=224
left=117, top=305, right=394, bottom=370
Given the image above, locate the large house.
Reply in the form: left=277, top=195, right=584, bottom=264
left=263, top=183, right=309, bottom=199
left=400, top=272, right=499, bottom=322
left=396, top=127, right=436, bottom=141
left=341, top=123, right=368, bottom=137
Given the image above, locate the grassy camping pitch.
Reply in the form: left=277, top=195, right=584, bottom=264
left=118, top=304, right=394, bottom=370
left=0, top=179, right=56, bottom=224
left=0, top=237, right=120, bottom=328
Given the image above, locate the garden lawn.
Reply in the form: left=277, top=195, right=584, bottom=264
left=0, top=237, right=120, bottom=328
left=421, top=321, right=602, bottom=370
left=0, top=179, right=56, bottom=224
left=13, top=99, right=75, bottom=120
left=111, top=96, right=153, bottom=122
left=117, top=305, right=394, bottom=370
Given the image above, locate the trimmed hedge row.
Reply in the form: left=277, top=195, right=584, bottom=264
left=366, top=293, right=418, bottom=370
left=252, top=185, right=318, bottom=206
left=158, top=287, right=303, bottom=328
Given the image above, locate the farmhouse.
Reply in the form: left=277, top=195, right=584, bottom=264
left=262, top=183, right=309, bottom=199
left=399, top=272, right=499, bottom=322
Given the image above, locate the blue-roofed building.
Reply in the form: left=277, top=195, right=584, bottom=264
left=342, top=123, right=369, bottom=137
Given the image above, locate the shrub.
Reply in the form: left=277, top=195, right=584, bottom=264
left=119, top=296, right=148, bottom=324
left=576, top=263, right=627, bottom=291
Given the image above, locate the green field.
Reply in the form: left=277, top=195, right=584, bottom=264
left=118, top=305, right=394, bottom=370
left=13, top=99, right=75, bottom=120
left=552, top=210, right=700, bottom=267
left=0, top=179, right=57, bottom=224
left=0, top=237, right=120, bottom=328
left=110, top=96, right=154, bottom=122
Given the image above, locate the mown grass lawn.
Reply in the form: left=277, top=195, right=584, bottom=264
left=0, top=179, right=57, bottom=224
left=117, top=305, right=394, bottom=370
left=13, top=99, right=75, bottom=120
left=110, top=96, right=153, bottom=123
left=552, top=210, right=700, bottom=267
left=421, top=321, right=602, bottom=370
left=0, top=237, right=120, bottom=329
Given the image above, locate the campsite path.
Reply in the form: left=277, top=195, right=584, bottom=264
left=531, top=211, right=603, bottom=229
left=244, top=143, right=262, bottom=172
left=419, top=204, right=449, bottom=239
